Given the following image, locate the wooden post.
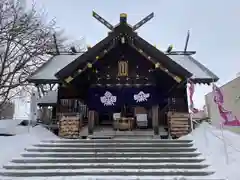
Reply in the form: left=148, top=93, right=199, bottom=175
left=152, top=105, right=159, bottom=135
left=95, top=111, right=99, bottom=126
left=88, top=110, right=95, bottom=134
left=189, top=113, right=193, bottom=133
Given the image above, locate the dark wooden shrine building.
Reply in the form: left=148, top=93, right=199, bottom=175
left=29, top=12, right=218, bottom=138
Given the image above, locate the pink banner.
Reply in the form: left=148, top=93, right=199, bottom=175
left=188, top=80, right=199, bottom=113
left=212, top=84, right=240, bottom=126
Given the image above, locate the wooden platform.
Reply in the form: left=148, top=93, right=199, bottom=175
left=79, top=126, right=168, bottom=138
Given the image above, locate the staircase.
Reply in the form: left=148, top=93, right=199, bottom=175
left=0, top=139, right=223, bottom=179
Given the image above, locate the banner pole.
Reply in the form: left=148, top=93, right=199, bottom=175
left=203, top=122, right=208, bottom=147
left=220, top=123, right=229, bottom=164
left=212, top=81, right=229, bottom=164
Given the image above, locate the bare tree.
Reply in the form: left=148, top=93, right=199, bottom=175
left=0, top=0, right=65, bottom=112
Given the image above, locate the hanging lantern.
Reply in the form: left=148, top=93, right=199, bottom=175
left=87, top=63, right=92, bottom=68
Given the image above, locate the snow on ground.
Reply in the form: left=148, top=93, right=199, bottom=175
left=0, top=119, right=30, bottom=135
left=0, top=119, right=58, bottom=167
left=1, top=119, right=240, bottom=179
left=181, top=122, right=240, bottom=180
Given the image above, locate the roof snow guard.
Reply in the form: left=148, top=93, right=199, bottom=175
left=28, top=12, right=219, bottom=85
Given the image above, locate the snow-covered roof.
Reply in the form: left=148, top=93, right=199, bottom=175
left=29, top=53, right=217, bottom=83
left=168, top=55, right=218, bottom=81
left=29, top=54, right=82, bottom=82
left=37, top=91, right=57, bottom=106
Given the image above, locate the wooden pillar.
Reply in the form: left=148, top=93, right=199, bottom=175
left=152, top=105, right=159, bottom=135
left=41, top=107, right=50, bottom=124
left=52, top=106, right=56, bottom=119
left=95, top=111, right=99, bottom=126
left=88, top=110, right=95, bottom=134
left=188, top=114, right=193, bottom=132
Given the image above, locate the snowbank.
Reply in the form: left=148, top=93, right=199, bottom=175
left=0, top=119, right=32, bottom=135
left=0, top=119, right=58, bottom=167
left=181, top=122, right=240, bottom=180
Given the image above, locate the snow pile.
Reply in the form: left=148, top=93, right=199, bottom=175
left=0, top=119, right=39, bottom=135
left=0, top=119, right=29, bottom=135
left=181, top=122, right=240, bottom=180
left=0, top=119, right=58, bottom=167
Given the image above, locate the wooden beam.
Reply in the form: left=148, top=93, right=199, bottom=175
left=132, top=13, right=154, bottom=31
left=65, top=41, right=116, bottom=84
left=152, top=105, right=159, bottom=135
left=92, top=11, right=114, bottom=30
left=130, top=43, right=182, bottom=83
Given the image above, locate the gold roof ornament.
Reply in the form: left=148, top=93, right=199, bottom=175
left=155, top=62, right=160, bottom=68
left=120, top=13, right=127, bottom=18
left=87, top=63, right=93, bottom=68
left=120, top=13, right=127, bottom=24
left=65, top=76, right=73, bottom=83
left=174, top=76, right=182, bottom=83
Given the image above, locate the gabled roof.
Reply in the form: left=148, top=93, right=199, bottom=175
left=55, top=24, right=193, bottom=81
left=28, top=13, right=219, bottom=84
left=28, top=52, right=218, bottom=84
left=55, top=33, right=116, bottom=80
left=132, top=34, right=193, bottom=78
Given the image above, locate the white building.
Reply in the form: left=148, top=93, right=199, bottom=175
left=205, top=76, right=240, bottom=133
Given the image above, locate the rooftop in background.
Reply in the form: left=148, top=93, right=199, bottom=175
left=37, top=91, right=58, bottom=107
left=29, top=53, right=82, bottom=83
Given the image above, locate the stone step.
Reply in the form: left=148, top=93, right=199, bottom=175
left=21, top=151, right=201, bottom=158
left=4, top=162, right=209, bottom=170
left=0, top=169, right=215, bottom=177
left=25, top=147, right=197, bottom=153
left=42, top=139, right=193, bottom=144
left=0, top=176, right=225, bottom=180
left=11, top=157, right=205, bottom=163
left=34, top=142, right=193, bottom=148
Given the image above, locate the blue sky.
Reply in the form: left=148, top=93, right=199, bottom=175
left=26, top=0, right=240, bottom=108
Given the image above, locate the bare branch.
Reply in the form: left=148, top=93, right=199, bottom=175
left=0, top=0, right=65, bottom=109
